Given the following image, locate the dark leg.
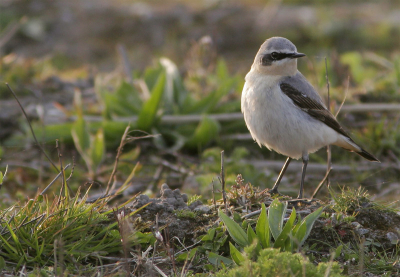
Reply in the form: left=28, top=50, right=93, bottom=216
left=269, top=157, right=292, bottom=194
left=297, top=154, right=309, bottom=199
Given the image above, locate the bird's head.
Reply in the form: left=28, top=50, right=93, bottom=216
left=252, top=37, right=306, bottom=76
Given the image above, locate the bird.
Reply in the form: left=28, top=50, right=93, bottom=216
left=241, top=37, right=379, bottom=199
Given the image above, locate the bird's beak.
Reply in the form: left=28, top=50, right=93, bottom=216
left=290, top=52, right=306, bottom=59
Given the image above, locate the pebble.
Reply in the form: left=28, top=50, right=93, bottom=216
left=356, top=228, right=369, bottom=236
left=386, top=232, right=399, bottom=243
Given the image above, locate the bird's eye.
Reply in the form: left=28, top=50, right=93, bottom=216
left=270, top=52, right=278, bottom=60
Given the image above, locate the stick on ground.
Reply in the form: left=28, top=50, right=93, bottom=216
left=6, top=83, right=59, bottom=173
left=220, top=150, right=229, bottom=215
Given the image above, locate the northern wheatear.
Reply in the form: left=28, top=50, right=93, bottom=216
left=241, top=37, right=379, bottom=199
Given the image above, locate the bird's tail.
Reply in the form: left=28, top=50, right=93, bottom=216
left=335, top=136, right=380, bottom=162
left=355, top=148, right=380, bottom=162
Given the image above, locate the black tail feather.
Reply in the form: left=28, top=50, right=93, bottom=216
left=356, top=148, right=380, bottom=162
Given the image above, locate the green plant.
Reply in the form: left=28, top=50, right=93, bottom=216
left=330, top=186, right=397, bottom=215
left=0, top=186, right=143, bottom=270
left=94, top=58, right=241, bottom=152
left=215, top=246, right=343, bottom=277
left=199, top=224, right=229, bottom=254
left=354, top=116, right=400, bottom=157
left=0, top=165, right=7, bottom=188
left=175, top=209, right=197, bottom=219
left=187, top=194, right=202, bottom=206
left=219, top=199, right=324, bottom=264
left=71, top=91, right=105, bottom=179
left=191, top=223, right=231, bottom=270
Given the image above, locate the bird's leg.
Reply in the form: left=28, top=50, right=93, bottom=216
left=297, top=154, right=309, bottom=199
left=269, top=157, right=292, bottom=195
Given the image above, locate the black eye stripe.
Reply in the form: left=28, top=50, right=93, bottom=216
left=270, top=53, right=293, bottom=60
left=261, top=53, right=294, bottom=65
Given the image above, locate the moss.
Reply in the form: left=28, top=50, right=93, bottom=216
left=216, top=248, right=343, bottom=277
left=175, top=209, right=197, bottom=219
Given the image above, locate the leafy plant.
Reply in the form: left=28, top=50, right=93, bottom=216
left=71, top=91, right=105, bottom=179
left=219, top=199, right=324, bottom=264
left=215, top=246, right=343, bottom=277
left=93, top=58, right=241, bottom=152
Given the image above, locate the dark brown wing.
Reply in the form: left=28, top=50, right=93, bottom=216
left=280, top=82, right=350, bottom=138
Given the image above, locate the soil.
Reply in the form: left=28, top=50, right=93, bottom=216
left=129, top=183, right=400, bottom=275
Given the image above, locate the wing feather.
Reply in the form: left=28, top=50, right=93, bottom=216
left=280, top=82, right=350, bottom=138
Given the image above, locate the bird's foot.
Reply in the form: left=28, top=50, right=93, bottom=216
left=267, top=188, right=282, bottom=196
left=287, top=198, right=313, bottom=206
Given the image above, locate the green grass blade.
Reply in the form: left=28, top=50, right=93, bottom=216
left=0, top=232, right=19, bottom=256
left=229, top=242, right=245, bottom=265
left=268, top=199, right=287, bottom=241
left=89, top=128, right=105, bottom=175
left=208, top=251, right=233, bottom=266
left=255, top=203, right=270, bottom=248
left=71, top=116, right=90, bottom=153
left=294, top=206, right=324, bottom=249
left=136, top=72, right=166, bottom=131
left=247, top=225, right=257, bottom=244
left=115, top=81, right=142, bottom=113
left=219, top=210, right=249, bottom=248
left=274, top=207, right=296, bottom=250
left=185, top=116, right=220, bottom=150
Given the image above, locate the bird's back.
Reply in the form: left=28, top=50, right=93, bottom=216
left=280, top=71, right=325, bottom=107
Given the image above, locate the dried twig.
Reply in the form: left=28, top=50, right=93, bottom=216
left=212, top=178, right=217, bottom=211
left=6, top=83, right=59, bottom=172
left=106, top=126, right=130, bottom=195
left=310, top=167, right=332, bottom=200
left=220, top=150, right=229, bottom=214
left=66, top=156, right=75, bottom=183
left=0, top=16, right=27, bottom=48
left=56, top=140, right=72, bottom=198
left=40, top=164, right=71, bottom=195
left=335, top=76, right=350, bottom=118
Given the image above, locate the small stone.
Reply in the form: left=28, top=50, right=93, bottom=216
left=194, top=205, right=211, bottom=214
left=386, top=232, right=399, bottom=243
left=351, top=222, right=362, bottom=229
left=356, top=228, right=369, bottom=236
left=181, top=193, right=188, bottom=203
left=330, top=214, right=337, bottom=225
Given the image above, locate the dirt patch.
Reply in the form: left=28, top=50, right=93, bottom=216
left=130, top=183, right=217, bottom=244
left=355, top=208, right=400, bottom=233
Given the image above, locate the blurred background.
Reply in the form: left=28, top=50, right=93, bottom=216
left=1, top=0, right=399, bottom=206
